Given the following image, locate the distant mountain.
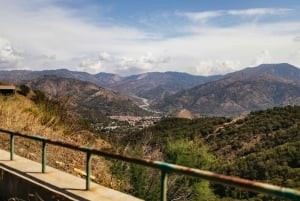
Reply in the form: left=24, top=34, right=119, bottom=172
left=0, top=70, right=221, bottom=101
left=25, top=75, right=151, bottom=123
left=2, top=63, right=300, bottom=117
left=154, top=63, right=300, bottom=116
left=0, top=69, right=120, bottom=87
left=111, top=72, right=222, bottom=100
left=94, top=72, right=123, bottom=87
left=0, top=69, right=223, bottom=115
left=0, top=70, right=34, bottom=84
left=225, top=63, right=300, bottom=81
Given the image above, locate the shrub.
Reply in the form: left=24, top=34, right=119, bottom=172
left=18, top=84, right=30, bottom=96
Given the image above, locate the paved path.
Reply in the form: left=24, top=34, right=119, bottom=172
left=0, top=149, right=143, bottom=201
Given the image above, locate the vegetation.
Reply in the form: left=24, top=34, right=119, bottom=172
left=213, top=141, right=300, bottom=200
left=210, top=106, right=300, bottom=200
left=0, top=93, right=114, bottom=188
left=110, top=106, right=300, bottom=200
left=165, top=137, right=217, bottom=200
left=109, top=117, right=229, bottom=200
left=18, top=84, right=30, bottom=96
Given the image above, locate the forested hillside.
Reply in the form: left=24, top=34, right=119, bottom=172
left=112, top=106, right=300, bottom=201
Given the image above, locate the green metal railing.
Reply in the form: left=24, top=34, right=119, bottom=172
left=1, top=128, right=300, bottom=200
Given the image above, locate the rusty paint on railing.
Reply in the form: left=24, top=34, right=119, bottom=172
left=0, top=128, right=300, bottom=200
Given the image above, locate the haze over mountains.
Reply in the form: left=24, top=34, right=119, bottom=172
left=1, top=63, right=300, bottom=117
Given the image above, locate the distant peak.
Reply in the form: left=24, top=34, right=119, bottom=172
left=55, top=68, right=70, bottom=71
left=257, top=63, right=297, bottom=69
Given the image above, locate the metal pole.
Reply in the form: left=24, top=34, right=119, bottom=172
left=42, top=141, right=46, bottom=173
left=10, top=133, right=14, bottom=160
left=161, top=170, right=168, bottom=201
left=86, top=151, right=92, bottom=190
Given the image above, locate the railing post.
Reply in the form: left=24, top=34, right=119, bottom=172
left=42, top=141, right=46, bottom=173
left=10, top=133, right=14, bottom=160
left=161, top=170, right=168, bottom=201
left=86, top=150, right=92, bottom=190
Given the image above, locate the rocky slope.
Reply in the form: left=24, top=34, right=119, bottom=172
left=154, top=63, right=300, bottom=116
left=25, top=75, right=151, bottom=123
left=110, top=72, right=221, bottom=100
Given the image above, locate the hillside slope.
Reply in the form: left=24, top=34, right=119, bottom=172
left=225, top=63, right=300, bottom=81
left=154, top=63, right=300, bottom=116
left=25, top=75, right=151, bottom=124
left=0, top=94, right=114, bottom=187
left=111, top=72, right=221, bottom=100
left=117, top=106, right=300, bottom=200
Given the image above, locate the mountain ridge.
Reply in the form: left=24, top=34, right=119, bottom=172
left=1, top=63, right=300, bottom=117
left=25, top=75, right=151, bottom=124
left=225, top=63, right=300, bottom=81
left=153, top=63, right=300, bottom=116
left=0, top=68, right=224, bottom=106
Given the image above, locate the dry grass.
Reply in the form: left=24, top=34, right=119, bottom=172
left=0, top=94, right=116, bottom=187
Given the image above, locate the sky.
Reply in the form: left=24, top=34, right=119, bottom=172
left=0, top=0, right=300, bottom=76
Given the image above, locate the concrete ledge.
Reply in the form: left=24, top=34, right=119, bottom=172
left=0, top=149, right=143, bottom=201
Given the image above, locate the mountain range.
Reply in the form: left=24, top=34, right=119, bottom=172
left=0, top=69, right=220, bottom=100
left=109, top=72, right=221, bottom=100
left=1, top=63, right=300, bottom=117
left=154, top=63, right=300, bottom=116
left=25, top=75, right=151, bottom=124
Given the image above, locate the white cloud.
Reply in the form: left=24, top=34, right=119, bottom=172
left=253, top=50, right=272, bottom=66
left=98, top=52, right=112, bottom=61
left=179, top=8, right=292, bottom=24
left=0, top=38, right=23, bottom=69
left=227, top=8, right=292, bottom=16
left=0, top=1, right=299, bottom=75
left=78, top=58, right=104, bottom=74
left=177, top=11, right=223, bottom=22
left=77, top=52, right=171, bottom=75
left=119, top=52, right=170, bottom=73
left=0, top=1, right=152, bottom=61
left=196, top=60, right=241, bottom=76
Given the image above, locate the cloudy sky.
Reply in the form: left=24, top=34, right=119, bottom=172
left=0, top=0, right=300, bottom=75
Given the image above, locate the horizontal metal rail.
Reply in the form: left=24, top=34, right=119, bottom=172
left=0, top=128, right=300, bottom=200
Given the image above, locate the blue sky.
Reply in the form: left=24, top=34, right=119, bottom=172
left=0, top=0, right=300, bottom=75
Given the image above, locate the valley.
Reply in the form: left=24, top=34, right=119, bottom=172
left=1, top=63, right=300, bottom=118
left=131, top=95, right=161, bottom=114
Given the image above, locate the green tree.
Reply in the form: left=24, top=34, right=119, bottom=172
left=166, top=136, right=216, bottom=201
